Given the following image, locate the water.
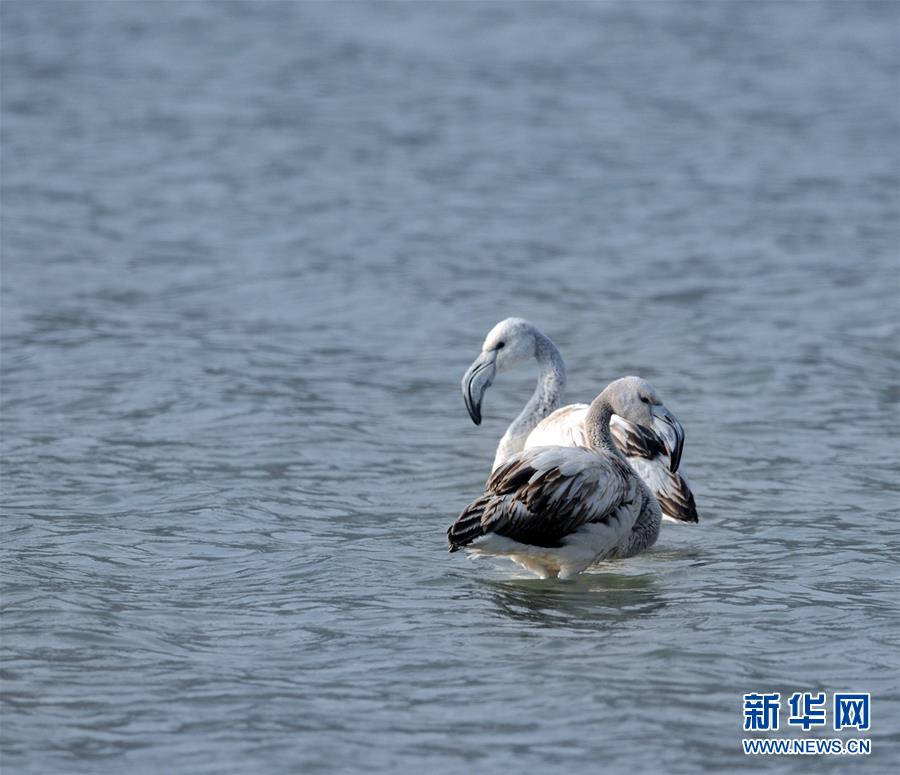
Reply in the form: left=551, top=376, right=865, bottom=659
left=2, top=1, right=899, bottom=772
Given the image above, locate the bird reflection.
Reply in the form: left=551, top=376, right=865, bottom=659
left=482, top=568, right=665, bottom=629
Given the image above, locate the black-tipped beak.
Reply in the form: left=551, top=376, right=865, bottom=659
left=652, top=405, right=685, bottom=473
left=461, top=351, right=496, bottom=425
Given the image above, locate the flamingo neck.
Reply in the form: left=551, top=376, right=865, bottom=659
left=584, top=397, right=622, bottom=459
left=492, top=333, right=565, bottom=470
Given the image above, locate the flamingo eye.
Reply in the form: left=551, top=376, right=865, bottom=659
left=639, top=396, right=650, bottom=404
left=496, top=341, right=505, bottom=349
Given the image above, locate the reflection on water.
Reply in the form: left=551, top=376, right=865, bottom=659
left=2, top=1, right=899, bottom=773
left=485, top=572, right=665, bottom=629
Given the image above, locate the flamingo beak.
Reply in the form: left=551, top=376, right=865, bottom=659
left=461, top=351, right=496, bottom=425
left=652, top=405, right=685, bottom=473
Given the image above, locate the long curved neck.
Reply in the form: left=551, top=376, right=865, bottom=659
left=492, top=333, right=565, bottom=470
left=584, top=396, right=623, bottom=459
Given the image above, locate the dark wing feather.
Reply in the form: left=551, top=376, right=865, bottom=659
left=610, top=417, right=667, bottom=460
left=654, top=471, right=699, bottom=523
left=447, top=494, right=491, bottom=552
left=448, top=447, right=630, bottom=551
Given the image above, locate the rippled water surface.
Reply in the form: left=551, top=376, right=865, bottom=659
left=2, top=2, right=899, bottom=773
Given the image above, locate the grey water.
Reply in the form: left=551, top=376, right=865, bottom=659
left=1, top=1, right=899, bottom=773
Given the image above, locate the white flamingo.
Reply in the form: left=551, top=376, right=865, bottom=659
left=448, top=377, right=674, bottom=579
